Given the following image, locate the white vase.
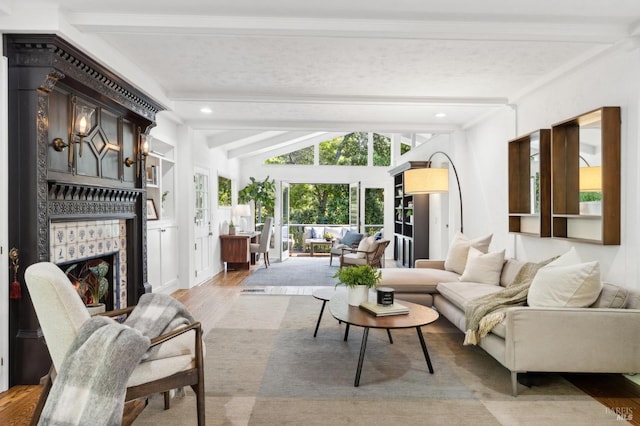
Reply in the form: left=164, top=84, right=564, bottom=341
left=348, top=285, right=369, bottom=306
left=86, top=303, right=106, bottom=316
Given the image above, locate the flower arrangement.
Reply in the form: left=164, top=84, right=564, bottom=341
left=323, top=232, right=334, bottom=241
left=65, top=259, right=109, bottom=306
left=333, top=264, right=381, bottom=289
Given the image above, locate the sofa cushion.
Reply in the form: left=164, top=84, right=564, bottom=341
left=528, top=253, right=601, bottom=308
left=459, top=248, right=505, bottom=285
left=500, top=259, right=527, bottom=287
left=380, top=268, right=460, bottom=293
left=341, top=230, right=364, bottom=247
left=490, top=320, right=507, bottom=339
left=590, top=283, right=629, bottom=308
left=444, top=232, right=492, bottom=274
left=311, top=226, right=325, bottom=239
left=436, top=281, right=503, bottom=312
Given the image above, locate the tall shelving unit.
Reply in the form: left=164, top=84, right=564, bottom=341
left=146, top=138, right=179, bottom=293
left=389, top=161, right=430, bottom=267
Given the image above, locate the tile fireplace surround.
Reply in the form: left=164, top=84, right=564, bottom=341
left=50, top=219, right=128, bottom=310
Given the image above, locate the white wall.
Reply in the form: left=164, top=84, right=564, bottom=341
left=459, top=44, right=640, bottom=290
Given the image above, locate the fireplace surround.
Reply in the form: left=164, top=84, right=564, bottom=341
left=5, top=34, right=165, bottom=385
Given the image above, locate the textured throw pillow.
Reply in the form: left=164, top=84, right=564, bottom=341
left=459, top=247, right=505, bottom=285
left=527, top=260, right=602, bottom=308
left=444, top=232, right=493, bottom=274
left=355, top=236, right=372, bottom=258
left=590, top=283, right=629, bottom=308
left=341, top=231, right=363, bottom=247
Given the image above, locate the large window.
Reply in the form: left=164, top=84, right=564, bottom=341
left=265, top=146, right=314, bottom=165
left=289, top=183, right=349, bottom=225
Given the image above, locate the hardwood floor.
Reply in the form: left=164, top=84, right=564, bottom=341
left=1, top=258, right=639, bottom=425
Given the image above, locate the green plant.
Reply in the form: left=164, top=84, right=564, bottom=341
left=406, top=209, right=413, bottom=216
left=323, top=232, right=334, bottom=240
left=333, top=264, right=381, bottom=289
left=229, top=221, right=235, bottom=228
left=65, top=259, right=109, bottom=305
left=580, top=192, right=602, bottom=202
left=238, top=176, right=276, bottom=223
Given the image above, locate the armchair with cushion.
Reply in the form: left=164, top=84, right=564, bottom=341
left=329, top=230, right=365, bottom=265
left=24, top=262, right=205, bottom=425
left=340, top=237, right=390, bottom=269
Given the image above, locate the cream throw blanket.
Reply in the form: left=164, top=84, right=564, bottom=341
left=463, top=258, right=554, bottom=345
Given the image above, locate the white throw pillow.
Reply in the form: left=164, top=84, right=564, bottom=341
left=528, top=260, right=602, bottom=308
left=444, top=232, right=493, bottom=274
left=356, top=236, right=373, bottom=258
left=459, top=247, right=505, bottom=285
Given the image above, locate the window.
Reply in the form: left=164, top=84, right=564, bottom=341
left=218, top=175, right=231, bottom=206
left=265, top=146, right=314, bottom=164
left=364, top=188, right=384, bottom=235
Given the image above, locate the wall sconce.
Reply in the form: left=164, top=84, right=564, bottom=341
left=52, top=99, right=95, bottom=160
left=125, top=132, right=152, bottom=178
left=404, top=150, right=464, bottom=233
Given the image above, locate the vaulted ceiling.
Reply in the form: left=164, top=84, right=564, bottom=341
left=5, top=1, right=640, bottom=159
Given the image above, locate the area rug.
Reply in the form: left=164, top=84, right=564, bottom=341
left=134, top=295, right=621, bottom=425
left=242, top=256, right=340, bottom=287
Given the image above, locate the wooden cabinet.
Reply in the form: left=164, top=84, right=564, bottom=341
left=220, top=234, right=258, bottom=270
left=508, top=129, right=551, bottom=237
left=551, top=107, right=620, bottom=245
left=389, top=162, right=429, bottom=267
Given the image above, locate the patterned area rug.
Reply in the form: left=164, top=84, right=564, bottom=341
left=242, top=256, right=340, bottom=287
left=135, top=295, right=621, bottom=425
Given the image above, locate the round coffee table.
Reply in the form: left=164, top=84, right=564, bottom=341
left=312, top=288, right=342, bottom=337
left=328, top=292, right=439, bottom=387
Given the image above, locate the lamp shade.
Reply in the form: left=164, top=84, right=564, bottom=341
left=404, top=168, right=449, bottom=194
left=579, top=166, right=602, bottom=192
left=234, top=204, right=251, bottom=217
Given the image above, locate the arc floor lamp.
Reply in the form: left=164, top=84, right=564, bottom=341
left=403, top=151, right=464, bottom=233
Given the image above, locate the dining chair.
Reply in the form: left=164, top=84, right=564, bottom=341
left=250, top=216, right=274, bottom=268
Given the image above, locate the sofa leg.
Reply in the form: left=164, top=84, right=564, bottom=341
left=511, top=371, right=519, bottom=397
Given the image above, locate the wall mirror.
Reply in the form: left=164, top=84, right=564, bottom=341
left=577, top=110, right=603, bottom=215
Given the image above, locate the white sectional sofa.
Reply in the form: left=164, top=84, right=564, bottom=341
left=379, top=257, right=640, bottom=396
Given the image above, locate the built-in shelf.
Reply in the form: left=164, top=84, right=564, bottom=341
left=551, top=106, right=620, bottom=245
left=508, top=129, right=551, bottom=237
left=389, top=161, right=429, bottom=267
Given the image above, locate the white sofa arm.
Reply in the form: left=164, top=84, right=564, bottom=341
left=502, top=307, right=640, bottom=374
left=415, top=259, right=445, bottom=269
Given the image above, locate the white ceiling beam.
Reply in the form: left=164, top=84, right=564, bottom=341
left=67, top=13, right=624, bottom=44
left=206, top=130, right=271, bottom=148
left=171, top=94, right=509, bottom=107
left=228, top=131, right=325, bottom=159
left=188, top=119, right=461, bottom=134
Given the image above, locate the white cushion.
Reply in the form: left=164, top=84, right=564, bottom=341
left=528, top=250, right=602, bottom=308
left=356, top=236, right=376, bottom=258
left=444, top=232, right=492, bottom=274
left=459, top=247, right=505, bottom=285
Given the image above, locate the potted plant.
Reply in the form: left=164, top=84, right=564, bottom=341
left=238, top=176, right=276, bottom=225
left=579, top=191, right=602, bottom=215
left=228, top=221, right=236, bottom=235
left=333, top=264, right=382, bottom=306
left=65, top=259, right=109, bottom=314
left=323, top=232, right=334, bottom=241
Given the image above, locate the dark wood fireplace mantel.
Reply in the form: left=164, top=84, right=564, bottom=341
left=5, top=34, right=166, bottom=385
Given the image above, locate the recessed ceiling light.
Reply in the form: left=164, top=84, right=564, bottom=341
left=434, top=112, right=447, bottom=118
left=200, top=107, right=212, bottom=114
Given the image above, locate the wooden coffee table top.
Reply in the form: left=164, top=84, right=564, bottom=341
left=328, top=292, right=439, bottom=330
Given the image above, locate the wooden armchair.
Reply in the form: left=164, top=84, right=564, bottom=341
left=24, top=262, right=205, bottom=425
left=340, top=239, right=390, bottom=269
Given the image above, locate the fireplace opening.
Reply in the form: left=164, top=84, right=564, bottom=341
left=57, top=253, right=119, bottom=311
